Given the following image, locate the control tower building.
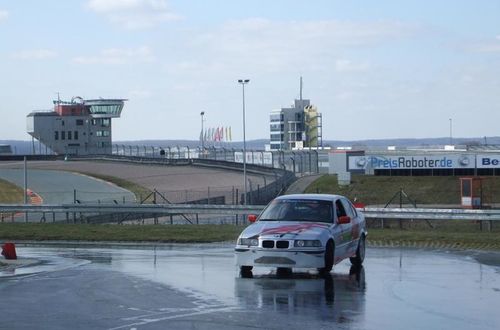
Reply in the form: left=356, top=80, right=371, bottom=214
left=27, top=97, right=126, bottom=155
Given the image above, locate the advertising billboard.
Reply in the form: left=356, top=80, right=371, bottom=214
left=348, top=154, right=476, bottom=170
left=476, top=154, right=500, bottom=168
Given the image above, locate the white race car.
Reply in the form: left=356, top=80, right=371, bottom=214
left=235, top=194, right=367, bottom=274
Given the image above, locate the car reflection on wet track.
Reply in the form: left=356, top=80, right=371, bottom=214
left=235, top=265, right=365, bottom=323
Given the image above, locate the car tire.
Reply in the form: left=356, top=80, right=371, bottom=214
left=240, top=265, right=253, bottom=272
left=350, top=235, right=365, bottom=266
left=276, top=267, right=292, bottom=277
left=319, top=240, right=334, bottom=274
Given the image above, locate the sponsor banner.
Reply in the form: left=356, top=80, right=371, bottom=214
left=477, top=154, right=500, bottom=168
left=348, top=154, right=475, bottom=170
left=235, top=151, right=273, bottom=165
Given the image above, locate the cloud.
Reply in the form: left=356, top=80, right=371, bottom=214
left=0, top=9, right=8, bottom=22
left=11, top=49, right=58, bottom=60
left=177, top=18, right=418, bottom=74
left=128, top=89, right=152, bottom=99
left=72, top=46, right=155, bottom=64
left=466, top=36, right=500, bottom=53
left=335, top=59, right=371, bottom=73
left=86, top=0, right=181, bottom=29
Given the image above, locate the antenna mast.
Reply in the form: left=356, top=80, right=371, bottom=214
left=299, top=76, right=303, bottom=101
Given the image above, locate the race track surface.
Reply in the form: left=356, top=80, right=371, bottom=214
left=0, top=245, right=498, bottom=330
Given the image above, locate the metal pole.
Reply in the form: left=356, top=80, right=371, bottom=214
left=238, top=79, right=250, bottom=204
left=24, top=156, right=28, bottom=222
left=200, top=111, right=205, bottom=151
left=449, top=118, right=452, bottom=145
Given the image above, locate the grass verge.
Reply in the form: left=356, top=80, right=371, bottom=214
left=0, top=179, right=23, bottom=203
left=0, top=223, right=244, bottom=243
left=305, top=174, right=500, bottom=205
left=75, top=172, right=153, bottom=202
left=367, top=228, right=500, bottom=250
left=0, top=223, right=499, bottom=250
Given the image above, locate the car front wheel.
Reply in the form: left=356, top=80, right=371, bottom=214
left=350, top=236, right=365, bottom=266
left=319, top=240, right=334, bottom=274
left=240, top=265, right=253, bottom=272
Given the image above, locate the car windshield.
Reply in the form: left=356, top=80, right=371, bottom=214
left=259, top=199, right=333, bottom=223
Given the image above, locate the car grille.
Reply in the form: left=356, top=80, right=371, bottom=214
left=262, top=240, right=289, bottom=249
left=276, top=241, right=289, bottom=249
left=262, top=240, right=274, bottom=248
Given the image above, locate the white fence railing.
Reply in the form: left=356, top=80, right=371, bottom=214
left=1, top=204, right=500, bottom=221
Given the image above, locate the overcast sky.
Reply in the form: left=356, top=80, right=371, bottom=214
left=1, top=0, right=499, bottom=142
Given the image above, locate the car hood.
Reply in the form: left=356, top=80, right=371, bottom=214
left=241, top=221, right=331, bottom=239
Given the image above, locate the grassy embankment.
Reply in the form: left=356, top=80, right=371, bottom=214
left=0, top=223, right=243, bottom=243
left=1, top=173, right=500, bottom=250
left=0, top=179, right=23, bottom=203
left=74, top=171, right=154, bottom=202
left=305, top=174, right=500, bottom=205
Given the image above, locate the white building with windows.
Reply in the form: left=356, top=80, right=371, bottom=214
left=27, top=97, right=126, bottom=155
left=269, top=79, right=322, bottom=151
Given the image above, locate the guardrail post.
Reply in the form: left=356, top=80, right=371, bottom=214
left=73, top=189, right=77, bottom=223
left=153, top=190, right=158, bottom=225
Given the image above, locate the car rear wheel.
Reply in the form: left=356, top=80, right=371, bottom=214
left=319, top=240, right=334, bottom=274
left=350, top=235, right=365, bottom=266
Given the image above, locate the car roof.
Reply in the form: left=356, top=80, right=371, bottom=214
left=275, top=194, right=345, bottom=202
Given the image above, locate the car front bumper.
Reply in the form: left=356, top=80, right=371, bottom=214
left=235, top=247, right=326, bottom=269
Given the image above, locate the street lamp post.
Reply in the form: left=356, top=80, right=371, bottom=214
left=449, top=118, right=453, bottom=145
left=200, top=111, right=205, bottom=151
left=238, top=79, right=250, bottom=205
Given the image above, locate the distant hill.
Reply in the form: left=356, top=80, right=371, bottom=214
left=2, top=137, right=500, bottom=155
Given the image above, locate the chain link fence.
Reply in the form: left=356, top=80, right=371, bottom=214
left=112, top=144, right=329, bottom=175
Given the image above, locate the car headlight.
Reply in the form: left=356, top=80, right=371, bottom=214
left=238, top=238, right=259, bottom=246
left=294, top=240, right=322, bottom=248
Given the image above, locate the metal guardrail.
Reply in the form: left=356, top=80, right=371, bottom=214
left=1, top=204, right=500, bottom=221
left=361, top=207, right=500, bottom=221
left=0, top=203, right=265, bottom=216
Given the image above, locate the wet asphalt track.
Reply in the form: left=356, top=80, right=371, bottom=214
left=0, top=168, right=135, bottom=204
left=1, top=244, right=499, bottom=330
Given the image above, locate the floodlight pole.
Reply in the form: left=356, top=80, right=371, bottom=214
left=200, top=111, right=205, bottom=151
left=238, top=79, right=250, bottom=205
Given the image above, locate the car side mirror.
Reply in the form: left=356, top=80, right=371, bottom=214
left=248, top=214, right=257, bottom=223
left=338, top=215, right=351, bottom=224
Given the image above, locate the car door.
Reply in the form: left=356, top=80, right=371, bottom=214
left=340, top=197, right=361, bottom=256
left=333, top=198, right=352, bottom=263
